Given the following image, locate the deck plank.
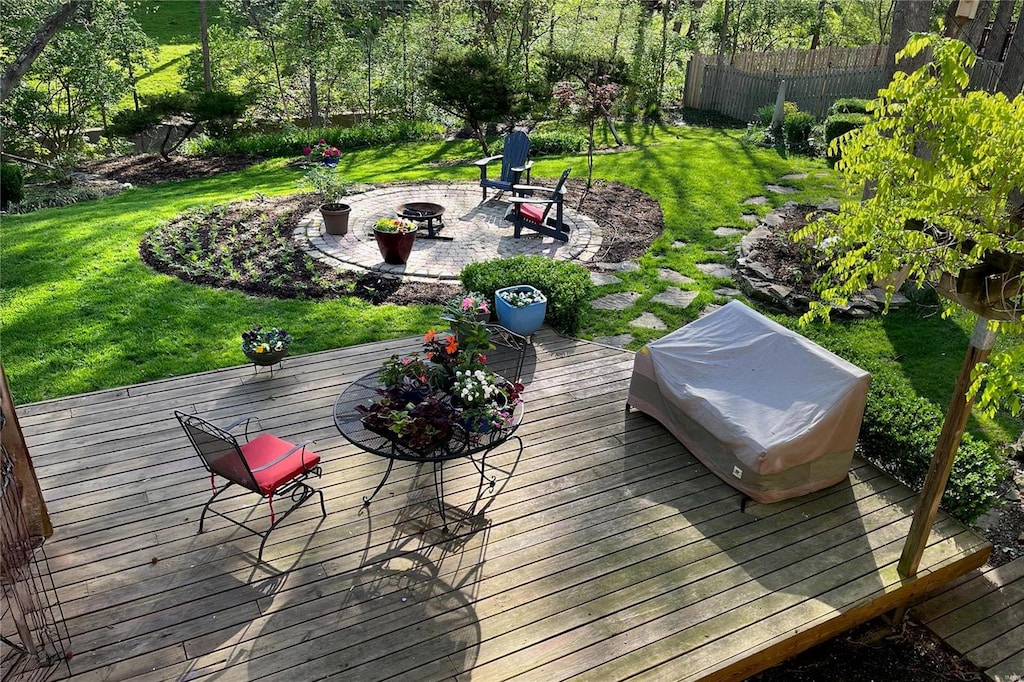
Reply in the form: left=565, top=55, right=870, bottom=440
left=10, top=330, right=992, bottom=682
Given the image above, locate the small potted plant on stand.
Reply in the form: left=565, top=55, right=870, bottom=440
left=303, top=146, right=351, bottom=236
left=373, top=217, right=418, bottom=265
left=495, top=285, right=547, bottom=337
left=241, top=326, right=292, bottom=371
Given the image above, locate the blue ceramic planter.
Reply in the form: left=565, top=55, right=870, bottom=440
left=495, top=285, right=547, bottom=337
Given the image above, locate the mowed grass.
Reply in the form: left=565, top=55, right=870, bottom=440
left=3, top=126, right=1020, bottom=444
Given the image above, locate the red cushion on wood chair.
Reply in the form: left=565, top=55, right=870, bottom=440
left=241, top=434, right=322, bottom=495
left=517, top=203, right=545, bottom=224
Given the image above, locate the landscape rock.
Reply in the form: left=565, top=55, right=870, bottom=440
left=592, top=260, right=641, bottom=272
left=592, top=291, right=641, bottom=310
left=650, top=288, right=699, bottom=308
left=742, top=196, right=768, bottom=205
left=696, top=262, right=736, bottom=279
left=764, top=184, right=799, bottom=194
left=713, top=226, right=746, bottom=237
left=629, top=312, right=668, bottom=329
left=592, top=333, right=634, bottom=348
left=740, top=214, right=759, bottom=225
left=590, top=271, right=621, bottom=286
left=714, top=287, right=742, bottom=297
left=657, top=268, right=696, bottom=285
left=779, top=172, right=808, bottom=181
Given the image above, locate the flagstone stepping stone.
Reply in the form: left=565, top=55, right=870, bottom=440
left=696, top=262, right=736, bottom=279
left=765, top=184, right=799, bottom=194
left=593, top=260, right=640, bottom=272
left=743, top=196, right=768, bottom=205
left=763, top=212, right=786, bottom=227
left=657, top=268, right=695, bottom=285
left=592, top=291, right=641, bottom=310
left=713, top=227, right=746, bottom=237
left=590, top=271, right=621, bottom=286
left=650, top=288, right=699, bottom=308
left=629, top=312, right=667, bottom=329
left=699, top=304, right=723, bottom=318
left=672, top=241, right=688, bottom=249
left=714, top=287, right=742, bottom=297
left=820, top=199, right=841, bottom=211
left=592, top=333, right=634, bottom=348
left=741, top=214, right=759, bottom=224
left=779, top=172, right=808, bottom=181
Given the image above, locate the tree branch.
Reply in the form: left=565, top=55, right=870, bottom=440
left=1, top=1, right=83, bottom=102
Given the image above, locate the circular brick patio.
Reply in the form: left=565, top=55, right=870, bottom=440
left=293, top=182, right=603, bottom=281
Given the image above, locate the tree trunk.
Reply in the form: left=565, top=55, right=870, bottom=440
left=475, top=124, right=490, bottom=157
left=996, top=3, right=1024, bottom=96
left=985, top=0, right=1015, bottom=60
left=199, top=0, right=212, bottom=91
left=884, top=0, right=933, bottom=83
left=717, top=0, right=731, bottom=65
left=658, top=0, right=670, bottom=108
left=810, top=0, right=827, bottom=50
left=310, top=67, right=320, bottom=126
left=944, top=0, right=991, bottom=53
left=1, top=0, right=81, bottom=101
left=602, top=107, right=624, bottom=146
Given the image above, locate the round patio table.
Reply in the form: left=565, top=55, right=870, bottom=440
left=334, top=369, right=524, bottom=530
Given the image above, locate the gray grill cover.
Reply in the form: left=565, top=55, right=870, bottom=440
left=628, top=301, right=871, bottom=503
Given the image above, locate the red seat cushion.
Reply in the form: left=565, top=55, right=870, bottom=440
left=240, top=434, right=321, bottom=495
left=518, top=203, right=544, bottom=224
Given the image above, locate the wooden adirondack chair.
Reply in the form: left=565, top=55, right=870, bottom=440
left=474, top=131, right=533, bottom=201
left=507, top=168, right=572, bottom=242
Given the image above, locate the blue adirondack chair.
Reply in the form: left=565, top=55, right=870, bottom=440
left=473, top=131, right=533, bottom=201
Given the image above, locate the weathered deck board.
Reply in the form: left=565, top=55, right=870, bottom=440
left=914, top=557, right=1024, bottom=681
left=12, top=330, right=990, bottom=681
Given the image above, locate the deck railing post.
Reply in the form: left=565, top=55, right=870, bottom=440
left=897, top=317, right=996, bottom=578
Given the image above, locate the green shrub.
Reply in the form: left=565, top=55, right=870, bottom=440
left=108, top=108, right=163, bottom=139
left=824, top=112, right=871, bottom=147
left=755, top=101, right=799, bottom=128
left=829, top=97, right=870, bottom=115
left=182, top=120, right=440, bottom=157
left=1, top=162, right=25, bottom=209
left=784, top=111, right=815, bottom=147
left=859, top=368, right=1008, bottom=523
left=529, top=130, right=585, bottom=156
left=460, top=255, right=592, bottom=335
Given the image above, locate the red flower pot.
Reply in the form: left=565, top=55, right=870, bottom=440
left=373, top=228, right=417, bottom=265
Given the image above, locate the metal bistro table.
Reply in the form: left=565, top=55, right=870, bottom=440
left=334, top=369, right=525, bottom=531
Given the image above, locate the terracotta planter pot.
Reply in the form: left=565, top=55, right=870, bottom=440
left=373, top=228, right=417, bottom=265
left=321, top=203, right=351, bottom=236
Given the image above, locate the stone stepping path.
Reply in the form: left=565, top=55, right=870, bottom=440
left=740, top=214, right=759, bottom=225
left=592, top=291, right=642, bottom=310
left=672, top=241, right=688, bottom=249
left=696, top=262, right=737, bottom=279
left=714, top=287, right=742, bottom=297
left=742, top=196, right=768, bottom=206
left=657, top=268, right=695, bottom=286
left=629, top=312, right=667, bottom=329
left=764, top=184, right=799, bottom=194
left=650, top=287, right=699, bottom=308
left=592, top=260, right=640, bottom=272
left=713, top=227, right=746, bottom=237
left=590, top=271, right=621, bottom=286
left=779, top=172, right=808, bottom=181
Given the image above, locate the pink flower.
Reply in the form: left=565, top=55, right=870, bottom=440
left=477, top=354, right=486, bottom=363
left=480, top=301, right=489, bottom=313
left=461, top=297, right=474, bottom=310
left=303, top=146, right=311, bottom=155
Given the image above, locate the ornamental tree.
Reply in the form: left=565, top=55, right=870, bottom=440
left=797, top=34, right=1023, bottom=416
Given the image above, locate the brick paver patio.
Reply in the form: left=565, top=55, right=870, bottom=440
left=293, top=182, right=603, bottom=281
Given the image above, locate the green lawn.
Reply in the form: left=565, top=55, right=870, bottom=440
left=2, top=126, right=1020, bottom=445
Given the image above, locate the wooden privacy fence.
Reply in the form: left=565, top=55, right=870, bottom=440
left=684, top=43, right=1006, bottom=123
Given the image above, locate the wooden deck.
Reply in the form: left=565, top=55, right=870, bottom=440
left=13, top=330, right=991, bottom=681
left=912, top=557, right=1024, bottom=681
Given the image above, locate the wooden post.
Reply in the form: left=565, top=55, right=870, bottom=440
left=897, top=317, right=995, bottom=578
left=0, top=364, right=52, bottom=539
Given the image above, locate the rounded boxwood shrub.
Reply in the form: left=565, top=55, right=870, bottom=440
left=529, top=130, right=585, bottom=156
left=461, top=255, right=592, bottom=335
left=825, top=112, right=871, bottom=148
left=1, top=162, right=24, bottom=209
left=858, top=367, right=1008, bottom=523
left=829, top=97, right=870, bottom=115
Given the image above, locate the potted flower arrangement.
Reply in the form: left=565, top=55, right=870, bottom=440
left=241, top=326, right=292, bottom=366
left=373, top=217, right=418, bottom=265
left=495, top=285, right=547, bottom=337
left=304, top=139, right=342, bottom=166
left=442, top=292, right=491, bottom=343
left=303, top=158, right=351, bottom=236
left=356, top=312, right=524, bottom=453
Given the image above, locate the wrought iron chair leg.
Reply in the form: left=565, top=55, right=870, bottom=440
left=198, top=481, right=236, bottom=534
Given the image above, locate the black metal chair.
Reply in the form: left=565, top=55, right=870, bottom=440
left=474, top=131, right=533, bottom=201
left=508, top=168, right=572, bottom=242
left=174, top=411, right=326, bottom=562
